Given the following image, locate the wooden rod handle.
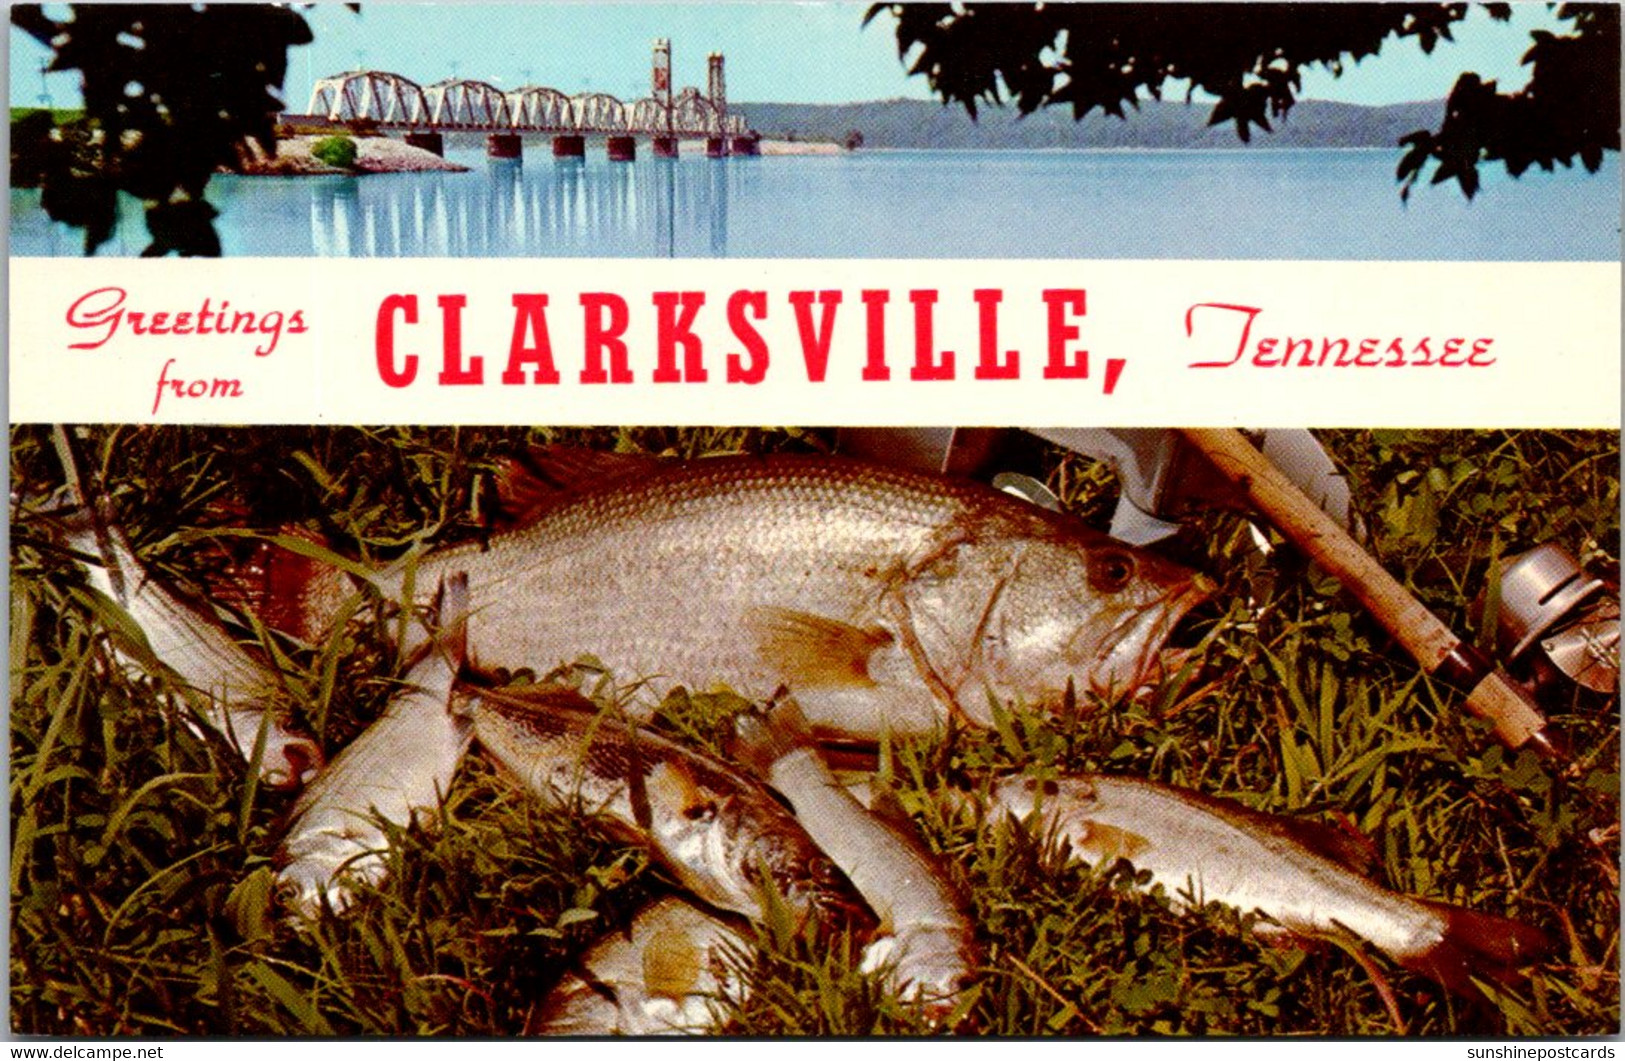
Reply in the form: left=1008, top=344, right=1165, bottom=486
left=1180, top=428, right=1553, bottom=753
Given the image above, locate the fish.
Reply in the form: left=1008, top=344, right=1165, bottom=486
left=464, top=683, right=876, bottom=933
left=731, top=700, right=977, bottom=1014
left=276, top=573, right=473, bottom=918
left=287, top=450, right=1210, bottom=740
left=989, top=773, right=1549, bottom=999
left=534, top=895, right=751, bottom=1036
left=45, top=474, right=321, bottom=790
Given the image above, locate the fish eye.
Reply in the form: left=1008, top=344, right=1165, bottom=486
left=683, top=801, right=717, bottom=822
left=1088, top=550, right=1136, bottom=593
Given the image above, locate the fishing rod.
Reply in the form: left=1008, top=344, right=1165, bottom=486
left=1180, top=428, right=1561, bottom=763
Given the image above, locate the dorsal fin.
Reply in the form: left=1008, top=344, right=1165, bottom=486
left=480, top=682, right=599, bottom=715
left=645, top=760, right=714, bottom=822
left=729, top=698, right=818, bottom=776
left=1269, top=811, right=1382, bottom=880
left=490, top=447, right=667, bottom=528
left=862, top=777, right=919, bottom=835
left=1159, top=782, right=1384, bottom=880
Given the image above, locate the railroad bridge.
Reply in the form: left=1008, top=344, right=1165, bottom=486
left=298, top=39, right=759, bottom=160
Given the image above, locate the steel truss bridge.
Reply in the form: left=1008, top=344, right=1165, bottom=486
left=295, top=43, right=757, bottom=159
left=306, top=71, right=750, bottom=140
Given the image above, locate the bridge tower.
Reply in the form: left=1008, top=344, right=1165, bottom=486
left=651, top=38, right=678, bottom=158
left=706, top=53, right=728, bottom=157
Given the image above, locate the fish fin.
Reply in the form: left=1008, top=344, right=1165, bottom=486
left=480, top=682, right=599, bottom=714
left=1077, top=821, right=1152, bottom=865
left=862, top=779, right=918, bottom=835
left=644, top=760, right=715, bottom=824
left=1270, top=812, right=1383, bottom=880
left=490, top=447, right=666, bottom=528
left=430, top=571, right=469, bottom=670
left=1396, top=901, right=1549, bottom=1000
left=206, top=525, right=356, bottom=643
left=393, top=570, right=473, bottom=692
left=1164, top=783, right=1384, bottom=880
left=749, top=606, right=894, bottom=690
left=642, top=925, right=705, bottom=1001
left=1251, top=920, right=1316, bottom=950
left=623, top=724, right=655, bottom=832
left=729, top=699, right=818, bottom=776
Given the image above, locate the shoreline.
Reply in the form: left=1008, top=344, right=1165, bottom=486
left=758, top=139, right=845, bottom=156
left=233, top=134, right=842, bottom=174
left=233, top=135, right=470, bottom=176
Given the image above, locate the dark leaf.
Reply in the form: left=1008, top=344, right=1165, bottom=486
left=20, top=2, right=315, bottom=256
left=143, top=198, right=222, bottom=258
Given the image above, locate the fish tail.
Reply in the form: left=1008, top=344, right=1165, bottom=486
left=729, top=699, right=817, bottom=776
left=1399, top=900, right=1549, bottom=999
left=226, top=527, right=358, bottom=643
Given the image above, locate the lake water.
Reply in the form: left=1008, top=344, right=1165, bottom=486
left=10, top=148, right=1619, bottom=260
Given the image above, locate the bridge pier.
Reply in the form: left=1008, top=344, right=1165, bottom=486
left=705, top=137, right=727, bottom=158
left=404, top=132, right=444, bottom=157
left=606, top=136, right=637, bottom=162
left=652, top=136, right=679, bottom=159
left=552, top=135, right=586, bottom=159
left=730, top=135, right=761, bottom=156
left=487, top=134, right=522, bottom=160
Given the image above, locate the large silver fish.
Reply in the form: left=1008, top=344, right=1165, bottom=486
left=534, top=895, right=750, bottom=1036
left=732, top=700, right=977, bottom=1015
left=465, top=683, right=876, bottom=933
left=990, top=774, right=1549, bottom=999
left=298, top=450, right=1209, bottom=739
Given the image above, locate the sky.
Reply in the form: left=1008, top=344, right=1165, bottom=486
left=9, top=2, right=1566, bottom=111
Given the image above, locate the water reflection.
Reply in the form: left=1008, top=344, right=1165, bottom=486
left=305, top=153, right=744, bottom=257
left=18, top=150, right=1612, bottom=260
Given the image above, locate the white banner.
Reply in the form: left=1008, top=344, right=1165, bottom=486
left=9, top=257, right=1619, bottom=427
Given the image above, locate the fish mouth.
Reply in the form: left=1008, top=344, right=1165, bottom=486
left=1092, top=575, right=1219, bottom=698
left=262, top=735, right=325, bottom=790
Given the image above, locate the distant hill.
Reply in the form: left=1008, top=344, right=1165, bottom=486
left=733, top=98, right=1444, bottom=150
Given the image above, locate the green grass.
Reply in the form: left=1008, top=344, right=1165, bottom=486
left=9, top=425, right=1619, bottom=1036
left=9, top=108, right=86, bottom=125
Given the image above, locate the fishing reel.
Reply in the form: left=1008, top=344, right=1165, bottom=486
left=1485, top=543, right=1620, bottom=699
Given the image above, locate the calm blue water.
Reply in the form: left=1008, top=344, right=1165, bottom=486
left=9, top=148, right=1619, bottom=259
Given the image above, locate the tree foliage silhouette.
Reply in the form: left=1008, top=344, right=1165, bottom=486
left=867, top=2, right=1619, bottom=199
left=11, top=4, right=316, bottom=255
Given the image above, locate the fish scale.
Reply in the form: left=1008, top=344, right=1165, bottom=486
left=466, top=684, right=875, bottom=932
left=358, top=453, right=1204, bottom=738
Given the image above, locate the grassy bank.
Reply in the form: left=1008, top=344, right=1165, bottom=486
left=9, top=107, right=85, bottom=125
left=9, top=426, right=1618, bottom=1036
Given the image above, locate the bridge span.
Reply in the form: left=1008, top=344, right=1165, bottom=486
left=294, top=39, right=760, bottom=160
